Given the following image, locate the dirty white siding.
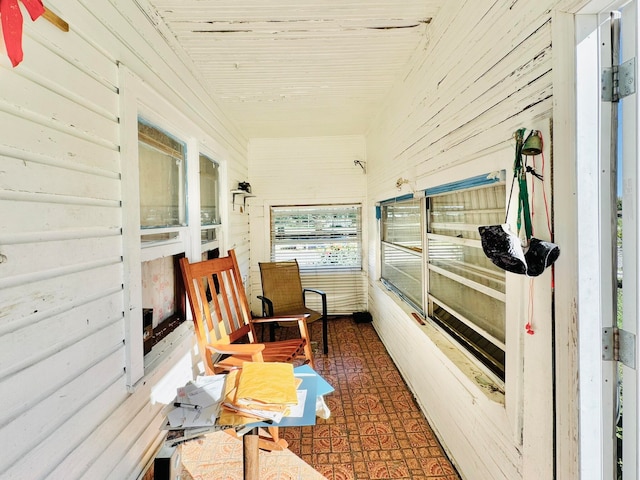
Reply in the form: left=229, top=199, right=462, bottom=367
left=365, top=1, right=583, bottom=479
left=247, top=136, right=368, bottom=315
left=0, top=1, right=248, bottom=479
left=551, top=9, right=580, bottom=480
left=0, top=1, right=591, bottom=479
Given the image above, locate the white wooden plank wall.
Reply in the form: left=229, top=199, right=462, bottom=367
left=0, top=0, right=592, bottom=478
left=0, top=1, right=249, bottom=479
left=0, top=7, right=125, bottom=478
left=366, top=1, right=571, bottom=479
left=247, top=136, right=368, bottom=315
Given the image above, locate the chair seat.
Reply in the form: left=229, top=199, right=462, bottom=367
left=180, top=250, right=315, bottom=375
left=215, top=339, right=309, bottom=371
left=266, top=307, right=328, bottom=356
left=258, top=259, right=329, bottom=354
left=275, top=307, right=322, bottom=327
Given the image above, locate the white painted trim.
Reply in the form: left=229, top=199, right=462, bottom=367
left=619, top=2, right=639, bottom=478
left=551, top=9, right=581, bottom=480
left=119, top=65, right=145, bottom=388
left=186, top=137, right=202, bottom=260
left=119, top=64, right=230, bottom=388
left=575, top=7, right=620, bottom=478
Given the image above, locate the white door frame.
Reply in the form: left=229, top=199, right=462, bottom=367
left=574, top=2, right=639, bottom=479
left=619, top=2, right=639, bottom=478
left=575, top=8, right=616, bottom=477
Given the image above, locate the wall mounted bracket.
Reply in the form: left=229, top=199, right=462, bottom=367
left=231, top=189, right=255, bottom=211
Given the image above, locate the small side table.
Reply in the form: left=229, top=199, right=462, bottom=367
left=236, top=370, right=319, bottom=480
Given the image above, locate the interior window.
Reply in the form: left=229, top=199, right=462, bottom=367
left=141, top=254, right=186, bottom=354
left=200, top=154, right=221, bottom=246
left=200, top=153, right=220, bottom=226
left=380, top=198, right=424, bottom=312
left=137, top=118, right=188, bottom=355
left=138, top=120, right=186, bottom=242
left=379, top=176, right=506, bottom=381
left=427, top=182, right=506, bottom=380
left=270, top=204, right=362, bottom=271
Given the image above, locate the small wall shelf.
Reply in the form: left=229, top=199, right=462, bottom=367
left=231, top=189, right=255, bottom=211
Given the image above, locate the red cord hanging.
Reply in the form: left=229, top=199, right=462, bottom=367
left=522, top=129, right=555, bottom=336
left=0, top=0, right=44, bottom=67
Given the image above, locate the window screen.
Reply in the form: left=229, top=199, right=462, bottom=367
left=270, top=205, right=362, bottom=271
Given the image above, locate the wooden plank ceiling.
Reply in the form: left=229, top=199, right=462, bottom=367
left=144, top=0, right=444, bottom=138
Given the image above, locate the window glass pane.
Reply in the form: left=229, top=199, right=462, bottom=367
left=427, top=182, right=506, bottom=380
left=141, top=256, right=177, bottom=326
left=429, top=187, right=504, bottom=239
left=381, top=243, right=423, bottom=309
left=201, top=228, right=218, bottom=243
left=429, top=271, right=505, bottom=342
left=200, top=154, right=220, bottom=225
left=382, top=199, right=422, bottom=248
left=138, top=120, right=186, bottom=228
left=428, top=240, right=505, bottom=293
left=270, top=205, right=362, bottom=270
left=380, top=198, right=423, bottom=311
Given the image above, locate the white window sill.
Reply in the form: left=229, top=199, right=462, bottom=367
left=127, top=321, right=195, bottom=393
left=378, top=281, right=505, bottom=405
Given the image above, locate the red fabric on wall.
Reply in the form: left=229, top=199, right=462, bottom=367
left=19, top=0, right=44, bottom=20
left=0, top=0, right=44, bottom=67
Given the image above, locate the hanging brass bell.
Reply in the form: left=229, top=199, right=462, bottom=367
left=522, top=130, right=542, bottom=156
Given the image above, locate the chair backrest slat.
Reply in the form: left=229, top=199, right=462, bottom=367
left=223, top=268, right=240, bottom=332
left=206, top=273, right=226, bottom=342
left=180, top=251, right=257, bottom=372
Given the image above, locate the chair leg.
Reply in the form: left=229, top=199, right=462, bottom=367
left=322, top=316, right=328, bottom=354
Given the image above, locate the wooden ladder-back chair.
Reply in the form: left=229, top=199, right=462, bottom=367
left=258, top=260, right=328, bottom=354
left=179, top=249, right=315, bottom=375
left=180, top=250, right=313, bottom=451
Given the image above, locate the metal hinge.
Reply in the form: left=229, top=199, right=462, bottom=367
left=602, top=57, right=637, bottom=102
left=603, top=327, right=636, bottom=369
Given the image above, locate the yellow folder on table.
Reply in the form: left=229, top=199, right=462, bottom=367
left=217, top=363, right=299, bottom=425
left=219, top=369, right=252, bottom=425
left=235, top=362, right=298, bottom=406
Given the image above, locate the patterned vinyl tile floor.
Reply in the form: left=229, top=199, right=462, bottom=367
left=273, top=316, right=461, bottom=480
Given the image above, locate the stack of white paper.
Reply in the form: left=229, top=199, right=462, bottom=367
left=166, top=374, right=226, bottom=429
